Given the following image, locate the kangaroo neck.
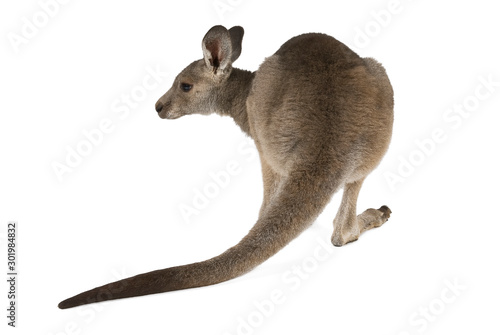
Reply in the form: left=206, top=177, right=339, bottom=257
left=216, top=67, right=255, bottom=137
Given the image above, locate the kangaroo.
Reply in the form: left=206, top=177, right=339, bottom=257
left=58, top=25, right=394, bottom=309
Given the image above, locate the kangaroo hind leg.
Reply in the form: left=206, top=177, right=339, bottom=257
left=331, top=178, right=391, bottom=247
left=258, top=158, right=282, bottom=217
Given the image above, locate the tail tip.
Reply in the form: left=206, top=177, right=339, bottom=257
left=58, top=300, right=70, bottom=309
left=58, top=298, right=78, bottom=309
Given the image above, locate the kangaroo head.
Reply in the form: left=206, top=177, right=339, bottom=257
left=155, top=25, right=244, bottom=119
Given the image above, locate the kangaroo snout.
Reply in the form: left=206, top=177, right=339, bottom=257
left=155, top=99, right=174, bottom=119
left=155, top=101, right=163, bottom=113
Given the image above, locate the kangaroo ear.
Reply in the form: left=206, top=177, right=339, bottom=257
left=228, top=26, right=244, bottom=62
left=202, top=25, right=232, bottom=75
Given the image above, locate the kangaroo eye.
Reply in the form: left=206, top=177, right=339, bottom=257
left=180, top=83, right=193, bottom=92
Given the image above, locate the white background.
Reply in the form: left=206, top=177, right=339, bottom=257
left=1, top=0, right=499, bottom=334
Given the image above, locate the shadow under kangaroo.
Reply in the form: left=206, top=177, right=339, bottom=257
left=58, top=25, right=394, bottom=309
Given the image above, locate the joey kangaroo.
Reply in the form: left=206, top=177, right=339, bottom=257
left=58, top=25, right=393, bottom=309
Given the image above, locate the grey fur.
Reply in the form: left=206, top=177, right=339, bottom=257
left=58, top=25, right=393, bottom=309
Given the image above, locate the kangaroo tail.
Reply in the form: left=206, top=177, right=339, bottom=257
left=58, top=167, right=338, bottom=309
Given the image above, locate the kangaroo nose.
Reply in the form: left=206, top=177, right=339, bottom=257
left=155, top=102, right=163, bottom=113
